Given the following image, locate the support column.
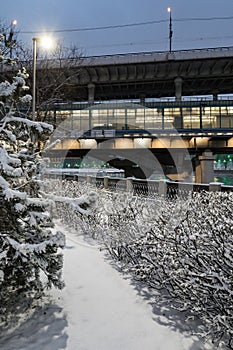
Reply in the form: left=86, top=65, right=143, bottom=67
left=104, top=176, right=109, bottom=189
left=126, top=178, right=133, bottom=192
left=158, top=180, right=167, bottom=196
left=174, top=77, right=183, bottom=101
left=140, top=94, right=145, bottom=105
left=175, top=152, right=185, bottom=176
left=195, top=150, right=214, bottom=184
left=88, top=83, right=95, bottom=104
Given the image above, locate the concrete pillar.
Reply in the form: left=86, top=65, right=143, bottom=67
left=195, top=150, right=214, bottom=184
left=174, top=152, right=184, bottom=173
left=126, top=178, right=133, bottom=192
left=140, top=94, right=145, bottom=105
left=104, top=176, right=109, bottom=189
left=158, top=180, right=167, bottom=196
left=174, top=77, right=183, bottom=101
left=88, top=83, right=95, bottom=104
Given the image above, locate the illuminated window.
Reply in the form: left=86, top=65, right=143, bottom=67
left=164, top=108, right=174, bottom=129
left=183, top=107, right=200, bottom=128
left=145, top=108, right=162, bottom=129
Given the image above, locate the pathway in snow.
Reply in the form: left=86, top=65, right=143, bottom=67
left=0, top=228, right=216, bottom=350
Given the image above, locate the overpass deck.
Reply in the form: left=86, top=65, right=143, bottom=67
left=22, top=46, right=232, bottom=101
left=66, top=47, right=233, bottom=100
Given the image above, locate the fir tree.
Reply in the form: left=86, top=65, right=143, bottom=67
left=0, top=24, right=65, bottom=321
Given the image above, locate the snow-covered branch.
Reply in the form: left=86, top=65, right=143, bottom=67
left=41, top=190, right=97, bottom=215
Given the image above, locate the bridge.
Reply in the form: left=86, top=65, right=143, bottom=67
left=42, top=99, right=233, bottom=183
left=47, top=46, right=233, bottom=102
left=32, top=47, right=233, bottom=183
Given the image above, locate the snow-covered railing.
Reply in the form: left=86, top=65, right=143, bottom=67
left=42, top=173, right=233, bottom=197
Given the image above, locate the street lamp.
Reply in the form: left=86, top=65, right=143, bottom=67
left=32, top=37, right=38, bottom=124
left=5, top=19, right=17, bottom=58
left=32, top=36, right=54, bottom=123
left=167, top=7, right=173, bottom=52
left=31, top=36, right=54, bottom=153
left=11, top=19, right=17, bottom=27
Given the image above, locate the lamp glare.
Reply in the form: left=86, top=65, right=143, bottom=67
left=40, top=36, right=54, bottom=50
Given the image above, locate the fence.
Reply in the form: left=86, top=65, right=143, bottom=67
left=43, top=173, right=233, bottom=198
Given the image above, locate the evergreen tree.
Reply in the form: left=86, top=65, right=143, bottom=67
left=0, top=24, right=65, bottom=320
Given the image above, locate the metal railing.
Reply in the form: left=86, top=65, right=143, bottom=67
left=43, top=173, right=233, bottom=198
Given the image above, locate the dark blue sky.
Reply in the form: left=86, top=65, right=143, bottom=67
left=2, top=0, right=233, bottom=56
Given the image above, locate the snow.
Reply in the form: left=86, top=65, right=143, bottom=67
left=0, top=175, right=9, bottom=190
left=20, top=94, right=32, bottom=104
left=0, top=223, right=217, bottom=350
left=0, top=81, right=16, bottom=97
left=3, top=188, right=27, bottom=200
left=4, top=116, right=53, bottom=133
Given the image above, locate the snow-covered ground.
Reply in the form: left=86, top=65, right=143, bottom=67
left=0, top=225, right=219, bottom=350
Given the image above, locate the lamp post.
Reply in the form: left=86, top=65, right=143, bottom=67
left=32, top=37, right=38, bottom=123
left=6, top=19, right=17, bottom=58
left=167, top=7, right=173, bottom=52
left=10, top=19, right=17, bottom=39
left=32, top=36, right=54, bottom=122
left=10, top=19, right=17, bottom=37
left=31, top=36, right=54, bottom=153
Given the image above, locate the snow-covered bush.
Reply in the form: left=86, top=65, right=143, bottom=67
left=103, top=190, right=233, bottom=349
left=46, top=178, right=233, bottom=349
left=42, top=178, right=98, bottom=235
left=0, top=27, right=65, bottom=323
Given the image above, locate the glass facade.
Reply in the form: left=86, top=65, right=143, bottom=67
left=41, top=101, right=233, bottom=134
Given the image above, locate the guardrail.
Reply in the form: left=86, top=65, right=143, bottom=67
left=43, top=173, right=233, bottom=198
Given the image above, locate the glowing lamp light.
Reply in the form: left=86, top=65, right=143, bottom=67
left=167, top=7, right=171, bottom=13
left=40, top=36, right=55, bottom=50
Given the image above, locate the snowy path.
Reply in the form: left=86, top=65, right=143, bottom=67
left=0, top=228, right=214, bottom=350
